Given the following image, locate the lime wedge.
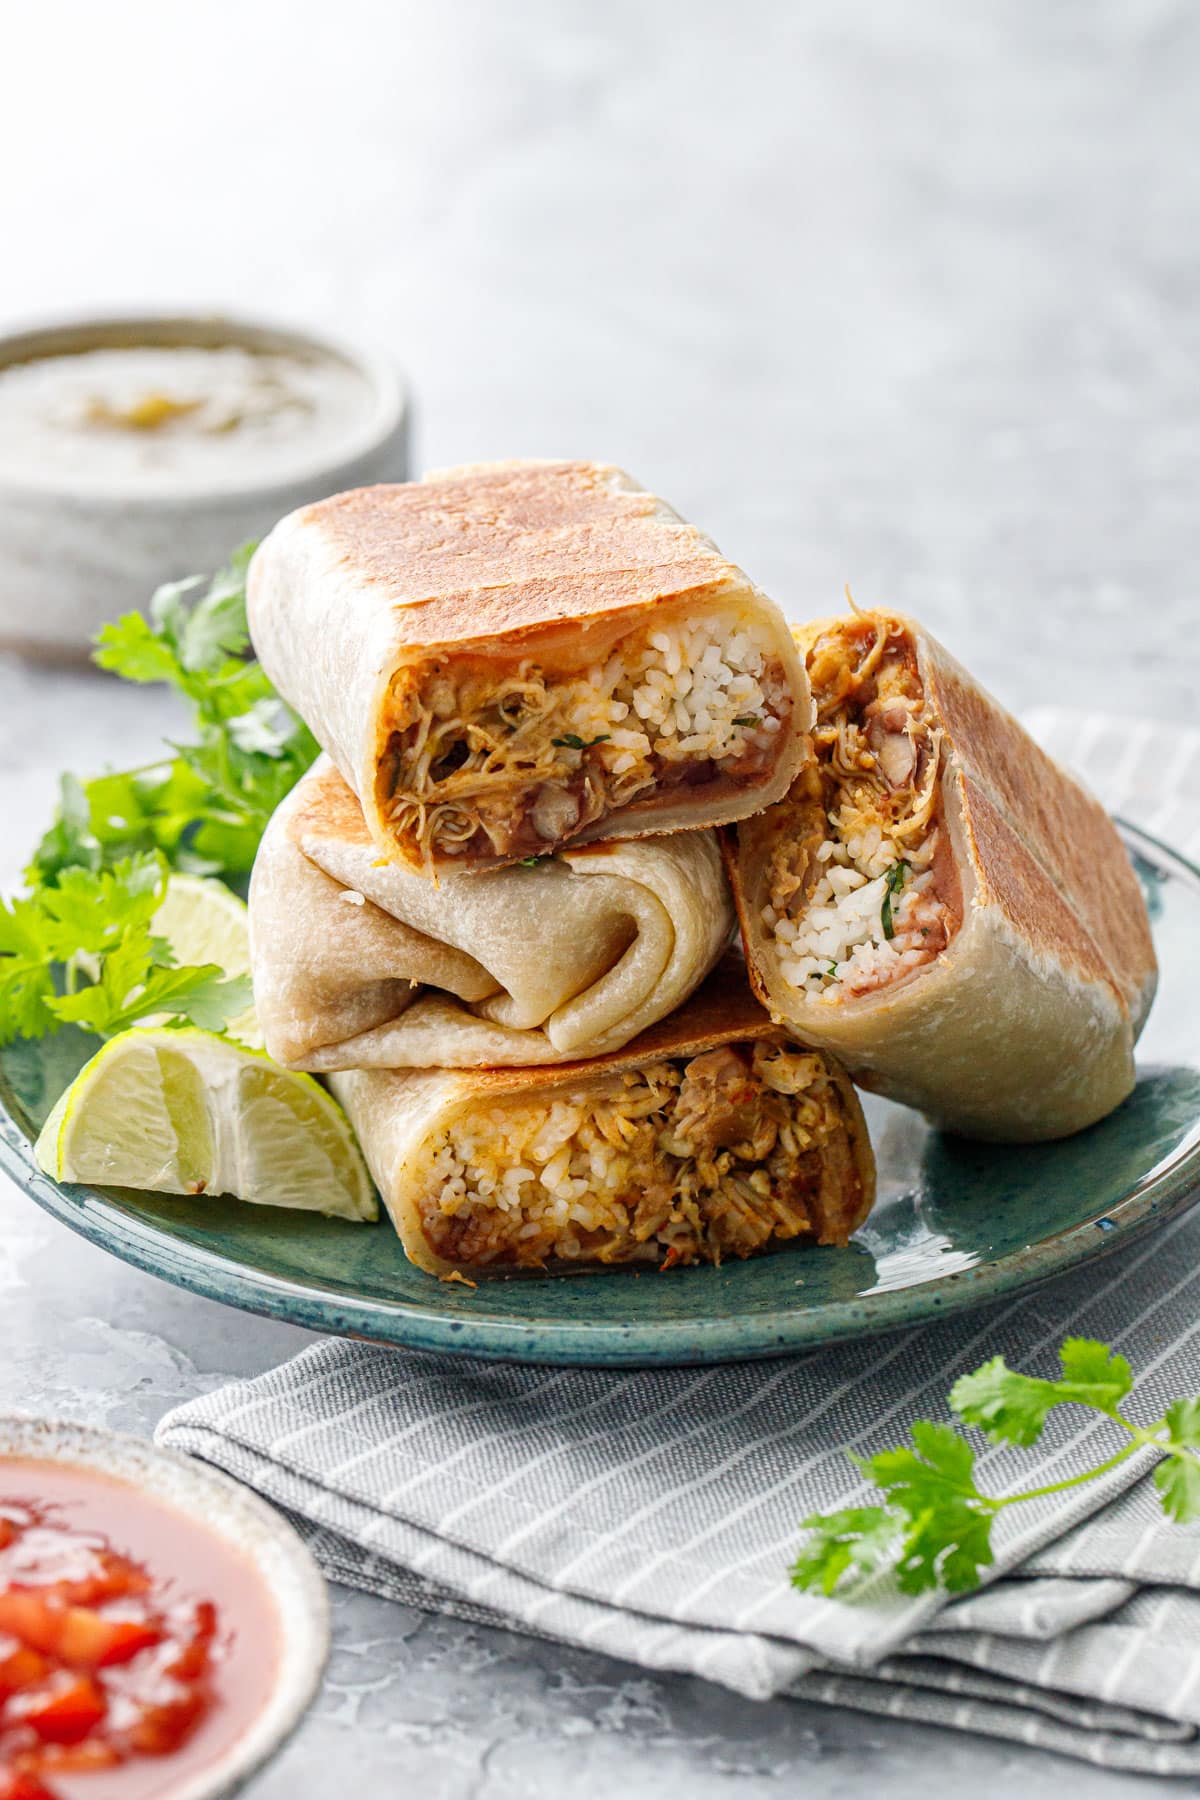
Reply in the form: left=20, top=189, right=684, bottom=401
left=35, top=1028, right=377, bottom=1221
left=150, top=874, right=261, bottom=1048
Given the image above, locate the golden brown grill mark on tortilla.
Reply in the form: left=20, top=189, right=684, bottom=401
left=926, top=656, right=1155, bottom=1025
left=956, top=774, right=1121, bottom=996
left=285, top=758, right=376, bottom=848
left=291, top=462, right=747, bottom=652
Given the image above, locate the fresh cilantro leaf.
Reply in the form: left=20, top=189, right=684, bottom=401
left=858, top=1419, right=980, bottom=1502
left=226, top=696, right=300, bottom=757
left=1057, top=1337, right=1135, bottom=1407
left=149, top=574, right=205, bottom=648
left=1155, top=1401, right=1200, bottom=1523
left=902, top=1493, right=996, bottom=1594
left=1154, top=1457, right=1200, bottom=1524
left=880, top=860, right=909, bottom=940
left=37, top=856, right=165, bottom=960
left=51, top=954, right=251, bottom=1037
left=949, top=1358, right=1058, bottom=1446
left=551, top=734, right=609, bottom=750
left=951, top=1339, right=1133, bottom=1446
left=94, top=612, right=185, bottom=686
left=179, top=546, right=254, bottom=672
left=47, top=933, right=156, bottom=1034
left=2, top=847, right=249, bottom=1044
left=790, top=1507, right=900, bottom=1596
left=88, top=762, right=214, bottom=862
left=1163, top=1396, right=1200, bottom=1447
left=849, top=1423, right=998, bottom=1595
left=733, top=714, right=759, bottom=726
left=0, top=893, right=59, bottom=1043
left=791, top=1339, right=1200, bottom=1602
left=57, top=545, right=318, bottom=884
left=26, top=774, right=101, bottom=884
left=149, top=966, right=253, bottom=1032
left=0, top=958, right=57, bottom=1044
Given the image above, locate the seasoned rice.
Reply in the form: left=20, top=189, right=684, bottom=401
left=415, top=1043, right=864, bottom=1270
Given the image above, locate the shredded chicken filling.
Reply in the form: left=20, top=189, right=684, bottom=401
left=762, top=614, right=957, bottom=1001
left=379, top=617, right=791, bottom=867
left=418, top=1042, right=864, bottom=1270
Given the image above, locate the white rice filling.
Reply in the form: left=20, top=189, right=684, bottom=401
left=417, top=1048, right=836, bottom=1266
left=558, top=617, right=781, bottom=775
left=764, top=830, right=945, bottom=1001
left=389, top=614, right=785, bottom=848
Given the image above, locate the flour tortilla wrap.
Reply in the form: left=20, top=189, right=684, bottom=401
left=729, top=610, right=1157, bottom=1142
left=247, top=460, right=810, bottom=877
left=328, top=958, right=875, bottom=1278
left=249, top=758, right=734, bottom=1070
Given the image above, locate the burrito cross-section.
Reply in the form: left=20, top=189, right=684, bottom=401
left=247, top=460, right=810, bottom=876
left=729, top=608, right=1157, bottom=1142
left=328, top=959, right=875, bottom=1277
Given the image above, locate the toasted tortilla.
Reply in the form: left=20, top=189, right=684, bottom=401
left=247, top=461, right=810, bottom=876
left=729, top=612, right=1157, bottom=1142
left=249, top=758, right=735, bottom=1069
left=328, top=957, right=875, bottom=1277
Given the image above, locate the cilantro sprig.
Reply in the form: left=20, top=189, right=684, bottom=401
left=28, top=547, right=318, bottom=886
left=0, top=853, right=251, bottom=1046
left=3, top=544, right=306, bottom=1048
left=791, top=1338, right=1200, bottom=1598
left=880, top=859, right=909, bottom=940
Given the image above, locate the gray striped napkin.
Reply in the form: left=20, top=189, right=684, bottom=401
left=156, top=710, right=1200, bottom=1775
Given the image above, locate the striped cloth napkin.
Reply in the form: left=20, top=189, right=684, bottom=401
left=156, top=710, right=1200, bottom=1776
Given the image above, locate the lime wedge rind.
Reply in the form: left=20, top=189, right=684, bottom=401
left=34, top=1027, right=376, bottom=1224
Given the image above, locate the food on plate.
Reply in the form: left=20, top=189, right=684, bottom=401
left=246, top=460, right=810, bottom=876
left=249, top=758, right=734, bottom=1069
left=0, top=1456, right=279, bottom=1798
left=34, top=1028, right=376, bottom=1220
left=729, top=608, right=1157, bottom=1141
left=328, top=957, right=874, bottom=1276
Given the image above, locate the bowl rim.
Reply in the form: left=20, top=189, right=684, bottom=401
left=0, top=308, right=410, bottom=506
left=0, top=1413, right=330, bottom=1799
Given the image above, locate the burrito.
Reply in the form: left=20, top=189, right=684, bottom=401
left=328, top=959, right=875, bottom=1276
left=247, top=460, right=810, bottom=877
left=729, top=608, right=1157, bottom=1142
left=249, top=758, right=734, bottom=1070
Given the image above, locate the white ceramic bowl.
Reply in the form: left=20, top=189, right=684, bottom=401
left=0, top=1413, right=330, bottom=1799
left=0, top=312, right=410, bottom=657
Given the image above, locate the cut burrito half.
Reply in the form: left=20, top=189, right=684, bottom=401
left=249, top=758, right=734, bottom=1069
left=729, top=608, right=1157, bottom=1142
left=247, top=460, right=810, bottom=877
left=328, top=958, right=874, bottom=1276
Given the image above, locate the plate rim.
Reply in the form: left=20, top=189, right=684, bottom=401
left=2, top=819, right=1198, bottom=1368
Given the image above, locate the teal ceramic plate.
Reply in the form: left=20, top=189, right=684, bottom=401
left=2, top=822, right=1198, bottom=1367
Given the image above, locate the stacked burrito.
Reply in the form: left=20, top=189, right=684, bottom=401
left=246, top=460, right=1155, bottom=1278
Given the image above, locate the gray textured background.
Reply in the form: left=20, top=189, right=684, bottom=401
left=2, top=1, right=1198, bottom=1791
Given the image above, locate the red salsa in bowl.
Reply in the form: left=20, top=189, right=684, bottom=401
left=0, top=1460, right=282, bottom=1800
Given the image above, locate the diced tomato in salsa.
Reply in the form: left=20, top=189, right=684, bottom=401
left=15, top=1676, right=106, bottom=1745
left=0, top=1771, right=60, bottom=1800
left=0, top=1498, right=222, bottom=1799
